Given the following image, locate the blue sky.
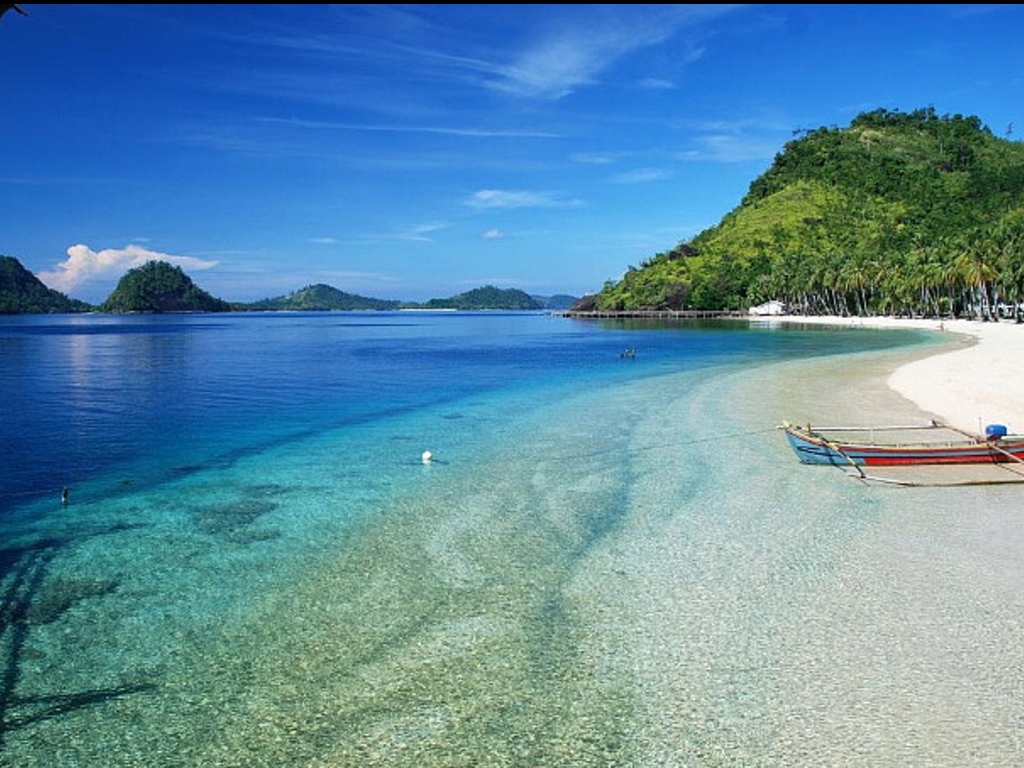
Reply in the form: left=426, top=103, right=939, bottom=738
left=2, top=4, right=1023, bottom=304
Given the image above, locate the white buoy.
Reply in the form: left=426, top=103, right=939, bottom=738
left=421, top=450, right=433, bottom=464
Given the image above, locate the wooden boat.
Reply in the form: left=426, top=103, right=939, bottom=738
left=780, top=421, right=1024, bottom=466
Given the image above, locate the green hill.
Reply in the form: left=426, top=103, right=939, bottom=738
left=101, top=260, right=232, bottom=313
left=422, top=285, right=542, bottom=310
left=243, top=283, right=402, bottom=311
left=0, top=255, right=93, bottom=314
left=0, top=254, right=579, bottom=314
left=586, top=107, right=1024, bottom=320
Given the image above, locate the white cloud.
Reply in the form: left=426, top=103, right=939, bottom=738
left=36, top=244, right=219, bottom=297
left=481, top=228, right=508, bottom=240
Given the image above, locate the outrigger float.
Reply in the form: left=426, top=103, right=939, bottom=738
left=780, top=420, right=1024, bottom=485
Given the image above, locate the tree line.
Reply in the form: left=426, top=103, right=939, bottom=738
left=586, top=107, right=1024, bottom=320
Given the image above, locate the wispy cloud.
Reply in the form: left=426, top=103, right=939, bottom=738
left=611, top=167, right=674, bottom=183
left=672, top=116, right=792, bottom=163
left=358, top=221, right=451, bottom=243
left=681, top=134, right=784, bottom=164
left=637, top=77, right=677, bottom=91
left=190, top=5, right=738, bottom=112
left=404, top=221, right=449, bottom=241
left=569, top=151, right=629, bottom=166
left=464, top=189, right=581, bottom=209
left=482, top=5, right=739, bottom=100
left=944, top=4, right=1009, bottom=19
left=36, top=244, right=218, bottom=297
left=481, top=228, right=508, bottom=240
left=258, top=116, right=559, bottom=139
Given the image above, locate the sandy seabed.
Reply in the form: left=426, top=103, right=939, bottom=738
left=594, top=316, right=1024, bottom=766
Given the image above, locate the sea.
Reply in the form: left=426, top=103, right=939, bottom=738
left=1, top=311, right=1022, bottom=767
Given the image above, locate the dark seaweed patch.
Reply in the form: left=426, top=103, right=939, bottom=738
left=192, top=498, right=278, bottom=536
left=27, top=578, right=119, bottom=625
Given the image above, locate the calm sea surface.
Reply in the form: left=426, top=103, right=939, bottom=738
left=1, top=311, right=1021, bottom=767
left=1, top=312, right=903, bottom=512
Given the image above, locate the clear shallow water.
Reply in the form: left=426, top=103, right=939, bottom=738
left=2, top=312, right=1022, bottom=766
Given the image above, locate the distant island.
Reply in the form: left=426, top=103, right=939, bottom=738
left=0, top=255, right=93, bottom=314
left=0, top=257, right=580, bottom=314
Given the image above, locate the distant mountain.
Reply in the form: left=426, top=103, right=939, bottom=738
left=421, top=285, right=543, bottom=310
left=243, top=283, right=402, bottom=311
left=531, top=293, right=579, bottom=310
left=101, top=260, right=232, bottom=313
left=0, top=255, right=93, bottom=314
left=239, top=284, right=578, bottom=311
left=0, top=254, right=580, bottom=314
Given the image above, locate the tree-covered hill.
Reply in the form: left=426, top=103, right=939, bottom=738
left=242, top=283, right=402, bottom=311
left=101, top=260, right=232, bottom=313
left=0, top=254, right=578, bottom=314
left=422, top=285, right=543, bottom=310
left=0, top=255, right=93, bottom=313
left=587, top=107, right=1024, bottom=320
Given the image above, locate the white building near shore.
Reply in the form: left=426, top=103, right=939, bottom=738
left=748, top=299, right=785, bottom=316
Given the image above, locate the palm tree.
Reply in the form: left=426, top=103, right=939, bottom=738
left=954, top=238, right=998, bottom=320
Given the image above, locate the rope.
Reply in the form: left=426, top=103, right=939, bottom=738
left=858, top=471, right=1024, bottom=487
left=823, top=438, right=867, bottom=479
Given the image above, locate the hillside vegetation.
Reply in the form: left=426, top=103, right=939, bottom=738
left=244, top=283, right=402, bottom=311
left=586, top=107, right=1024, bottom=320
left=0, top=258, right=576, bottom=314
left=100, top=261, right=233, bottom=313
left=0, top=256, right=91, bottom=314
left=422, top=285, right=542, bottom=310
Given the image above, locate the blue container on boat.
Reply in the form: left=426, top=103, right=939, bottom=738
left=985, top=423, right=1008, bottom=440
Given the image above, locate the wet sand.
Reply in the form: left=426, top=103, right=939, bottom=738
left=774, top=315, right=1024, bottom=434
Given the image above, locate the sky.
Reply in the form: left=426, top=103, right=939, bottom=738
left=2, top=4, right=1024, bottom=304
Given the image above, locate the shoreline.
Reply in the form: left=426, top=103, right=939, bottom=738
left=771, top=315, right=1024, bottom=434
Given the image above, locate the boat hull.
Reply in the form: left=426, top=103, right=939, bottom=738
left=783, top=426, right=1024, bottom=466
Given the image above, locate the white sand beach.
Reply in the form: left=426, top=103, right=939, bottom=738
left=776, top=315, right=1024, bottom=435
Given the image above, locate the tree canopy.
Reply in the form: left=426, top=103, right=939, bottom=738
left=587, top=107, right=1024, bottom=320
left=423, top=285, right=542, bottom=310
left=244, top=283, right=402, bottom=311
left=100, top=261, right=232, bottom=313
left=0, top=255, right=92, bottom=314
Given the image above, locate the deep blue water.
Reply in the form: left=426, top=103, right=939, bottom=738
left=0, top=311, right=920, bottom=517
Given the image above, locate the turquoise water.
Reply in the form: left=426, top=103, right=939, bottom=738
left=2, top=312, right=1022, bottom=766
